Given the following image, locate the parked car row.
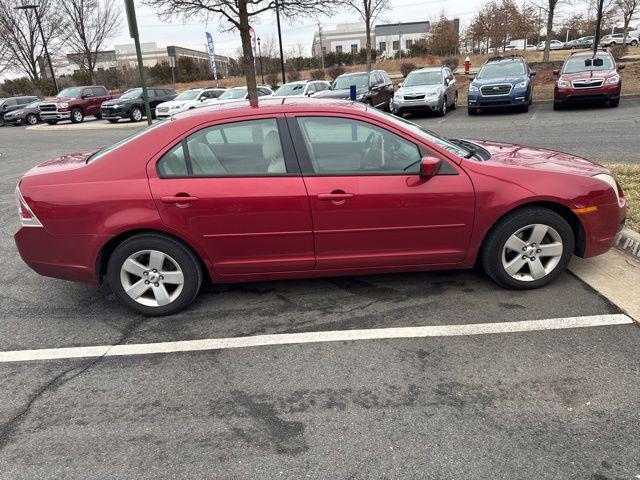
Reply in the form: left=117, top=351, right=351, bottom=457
left=534, top=31, right=640, bottom=51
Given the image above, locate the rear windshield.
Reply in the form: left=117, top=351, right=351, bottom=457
left=87, top=122, right=165, bottom=164
left=477, top=62, right=526, bottom=79
left=563, top=55, right=614, bottom=73
left=333, top=74, right=369, bottom=90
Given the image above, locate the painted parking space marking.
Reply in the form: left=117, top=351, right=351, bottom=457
left=0, top=314, right=633, bottom=364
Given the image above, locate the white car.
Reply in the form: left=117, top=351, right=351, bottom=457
left=215, top=85, right=275, bottom=103
left=600, top=33, right=639, bottom=47
left=155, top=88, right=226, bottom=120
left=273, top=80, right=331, bottom=97
left=536, top=40, right=565, bottom=51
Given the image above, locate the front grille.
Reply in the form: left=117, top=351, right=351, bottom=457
left=39, top=104, right=57, bottom=112
left=157, top=106, right=169, bottom=113
left=402, top=94, right=426, bottom=100
left=480, top=84, right=512, bottom=96
left=101, top=107, right=117, bottom=114
left=572, top=79, right=604, bottom=89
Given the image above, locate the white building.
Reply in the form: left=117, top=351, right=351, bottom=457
left=375, top=21, right=431, bottom=58
left=312, top=23, right=368, bottom=56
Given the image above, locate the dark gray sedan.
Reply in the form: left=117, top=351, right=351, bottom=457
left=2, top=100, right=43, bottom=126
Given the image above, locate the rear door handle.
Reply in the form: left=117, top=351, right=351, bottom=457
left=318, top=193, right=355, bottom=201
left=161, top=195, right=199, bottom=204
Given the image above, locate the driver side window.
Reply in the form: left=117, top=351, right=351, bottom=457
left=296, top=116, right=422, bottom=175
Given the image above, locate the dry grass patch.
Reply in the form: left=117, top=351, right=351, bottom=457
left=607, top=163, right=640, bottom=231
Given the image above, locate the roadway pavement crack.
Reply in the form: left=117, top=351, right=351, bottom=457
left=0, top=316, right=147, bottom=454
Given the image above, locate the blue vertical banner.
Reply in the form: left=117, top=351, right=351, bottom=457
left=205, top=32, right=219, bottom=85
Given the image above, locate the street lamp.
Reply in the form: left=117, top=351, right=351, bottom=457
left=14, top=4, right=59, bottom=94
left=257, top=37, right=265, bottom=85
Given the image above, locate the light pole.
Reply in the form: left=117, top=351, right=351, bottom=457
left=14, top=4, right=59, bottom=94
left=257, top=37, right=265, bottom=85
left=125, top=0, right=152, bottom=126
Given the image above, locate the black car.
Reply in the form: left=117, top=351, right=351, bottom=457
left=0, top=96, right=40, bottom=127
left=2, top=100, right=43, bottom=126
left=313, top=70, right=394, bottom=109
left=100, top=87, right=178, bottom=123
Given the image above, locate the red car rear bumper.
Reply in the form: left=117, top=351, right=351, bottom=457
left=14, top=227, right=104, bottom=285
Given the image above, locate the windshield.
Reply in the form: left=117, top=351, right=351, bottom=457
left=25, top=101, right=41, bottom=109
left=120, top=88, right=142, bottom=100
left=87, top=122, right=165, bottom=164
left=563, top=55, right=614, bottom=73
left=403, top=71, right=443, bottom=87
left=477, top=62, right=526, bottom=79
left=274, top=83, right=305, bottom=96
left=57, top=87, right=82, bottom=99
left=332, top=74, right=369, bottom=90
left=220, top=88, right=247, bottom=99
left=175, top=90, right=202, bottom=101
left=366, top=108, right=473, bottom=158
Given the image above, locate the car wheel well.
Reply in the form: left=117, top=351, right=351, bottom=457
left=480, top=201, right=586, bottom=259
left=96, top=229, right=211, bottom=286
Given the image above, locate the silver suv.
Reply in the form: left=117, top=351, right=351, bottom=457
left=391, top=66, right=458, bottom=117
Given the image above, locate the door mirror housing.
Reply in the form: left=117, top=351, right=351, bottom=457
left=419, top=156, right=441, bottom=179
left=530, top=70, right=537, bottom=76
left=618, top=63, right=626, bottom=70
left=552, top=69, right=560, bottom=76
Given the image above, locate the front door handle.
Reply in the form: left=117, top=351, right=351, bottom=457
left=161, top=195, right=199, bottom=204
left=317, top=192, right=354, bottom=201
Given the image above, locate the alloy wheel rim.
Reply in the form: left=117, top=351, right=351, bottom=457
left=120, top=250, right=185, bottom=307
left=501, top=224, right=563, bottom=282
left=133, top=109, right=142, bottom=121
left=73, top=111, right=82, bottom=121
left=27, top=114, right=37, bottom=125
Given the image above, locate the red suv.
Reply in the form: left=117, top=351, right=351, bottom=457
left=15, top=99, right=626, bottom=315
left=553, top=51, right=624, bottom=110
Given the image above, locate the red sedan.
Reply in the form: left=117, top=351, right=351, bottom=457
left=15, top=99, right=626, bottom=315
left=553, top=51, right=624, bottom=109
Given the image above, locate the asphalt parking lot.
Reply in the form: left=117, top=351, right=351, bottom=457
left=1, top=104, right=639, bottom=479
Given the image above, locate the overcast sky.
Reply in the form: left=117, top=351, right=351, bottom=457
left=110, top=0, right=509, bottom=57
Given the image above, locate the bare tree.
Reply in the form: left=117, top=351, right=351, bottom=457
left=616, top=0, right=639, bottom=47
left=541, top=0, right=563, bottom=62
left=144, top=0, right=327, bottom=99
left=343, top=0, right=389, bottom=72
left=60, top=0, right=122, bottom=84
left=0, top=0, right=64, bottom=86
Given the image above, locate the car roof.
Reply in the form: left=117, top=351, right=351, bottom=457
left=172, top=97, right=367, bottom=124
left=485, top=56, right=526, bottom=64
left=411, top=66, right=444, bottom=73
left=569, top=50, right=611, bottom=58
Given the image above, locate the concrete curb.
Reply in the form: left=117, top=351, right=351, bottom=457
left=614, top=228, right=640, bottom=263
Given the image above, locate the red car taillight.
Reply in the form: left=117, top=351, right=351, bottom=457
left=15, top=186, right=43, bottom=227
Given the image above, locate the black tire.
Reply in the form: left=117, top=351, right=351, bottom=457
left=0, top=116, right=5, bottom=127
left=468, top=107, right=478, bottom=116
left=107, top=234, right=203, bottom=316
left=519, top=103, right=530, bottom=113
left=553, top=101, right=563, bottom=111
left=46, top=120, right=58, bottom=125
left=129, top=106, right=144, bottom=122
left=70, top=108, right=84, bottom=124
left=609, top=98, right=620, bottom=108
left=480, top=207, right=575, bottom=290
left=95, top=113, right=102, bottom=120
left=631, top=40, right=638, bottom=47
left=108, top=119, right=119, bottom=124
left=26, top=113, right=38, bottom=125
left=451, top=92, right=458, bottom=110
left=609, top=42, right=616, bottom=48
left=439, top=96, right=447, bottom=116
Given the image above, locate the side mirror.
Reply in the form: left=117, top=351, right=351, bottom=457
left=419, top=156, right=441, bottom=179
left=530, top=70, right=536, bottom=76
left=552, top=69, right=560, bottom=76
left=398, top=82, right=403, bottom=87
left=618, top=63, right=626, bottom=70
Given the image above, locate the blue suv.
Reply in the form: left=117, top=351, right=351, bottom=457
left=467, top=56, right=536, bottom=115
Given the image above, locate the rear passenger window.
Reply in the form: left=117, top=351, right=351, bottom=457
left=157, top=118, right=287, bottom=178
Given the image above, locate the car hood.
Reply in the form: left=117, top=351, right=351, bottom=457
left=43, top=96, right=74, bottom=104
left=559, top=70, right=616, bottom=80
left=471, top=76, right=527, bottom=87
left=157, top=100, right=196, bottom=109
left=397, top=85, right=442, bottom=95
left=313, top=88, right=365, bottom=99
left=465, top=140, right=608, bottom=176
left=23, top=151, right=97, bottom=177
left=102, top=98, right=135, bottom=106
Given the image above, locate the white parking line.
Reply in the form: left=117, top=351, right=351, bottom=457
left=0, top=314, right=633, bottom=364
